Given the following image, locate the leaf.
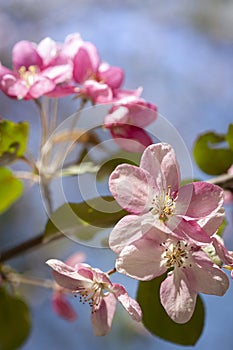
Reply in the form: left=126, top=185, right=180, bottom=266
left=0, top=120, right=29, bottom=165
left=43, top=196, right=128, bottom=245
left=0, top=287, right=31, bottom=350
left=96, top=150, right=140, bottom=181
left=226, top=123, right=233, bottom=151
left=193, top=131, right=233, bottom=175
left=137, top=274, right=205, bottom=345
left=0, top=167, right=23, bottom=213
left=97, top=158, right=138, bottom=181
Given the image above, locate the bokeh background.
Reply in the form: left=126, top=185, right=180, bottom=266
left=0, top=1, right=233, bottom=349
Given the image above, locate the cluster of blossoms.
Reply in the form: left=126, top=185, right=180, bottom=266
left=2, top=33, right=233, bottom=340
left=47, top=142, right=233, bottom=334
left=0, top=33, right=157, bottom=152
left=108, top=142, right=233, bottom=323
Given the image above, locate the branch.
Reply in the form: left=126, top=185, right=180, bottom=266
left=208, top=173, right=233, bottom=190
left=0, top=232, right=63, bottom=263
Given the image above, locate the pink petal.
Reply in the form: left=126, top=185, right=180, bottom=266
left=122, top=101, right=157, bottom=128
left=187, top=251, right=229, bottom=295
left=81, top=80, right=113, bottom=104
left=140, top=143, right=180, bottom=195
left=109, top=164, right=155, bottom=214
left=42, top=64, right=72, bottom=83
left=29, top=76, right=55, bottom=98
left=65, top=252, right=86, bottom=267
left=116, top=235, right=167, bottom=280
left=46, top=259, right=93, bottom=291
left=110, top=125, right=153, bottom=152
left=113, top=87, right=143, bottom=103
left=1, top=75, right=28, bottom=99
left=109, top=215, right=146, bottom=254
left=37, top=37, right=58, bottom=66
left=98, top=63, right=124, bottom=89
left=178, top=182, right=223, bottom=219
left=62, top=33, right=83, bottom=59
left=0, top=63, right=12, bottom=78
left=174, top=219, right=212, bottom=243
left=212, top=237, right=233, bottom=265
left=12, top=41, right=43, bottom=70
left=91, top=294, right=117, bottom=336
left=52, top=292, right=77, bottom=321
left=73, top=42, right=100, bottom=83
left=198, top=208, right=225, bottom=235
left=112, top=284, right=142, bottom=322
left=160, top=271, right=197, bottom=323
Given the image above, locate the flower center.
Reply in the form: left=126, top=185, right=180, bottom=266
left=162, top=241, right=189, bottom=268
left=18, top=65, right=38, bottom=87
left=75, top=280, right=110, bottom=313
left=150, top=186, right=176, bottom=222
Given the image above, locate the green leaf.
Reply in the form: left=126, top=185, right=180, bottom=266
left=0, top=287, right=31, bottom=350
left=0, top=120, right=29, bottom=165
left=43, top=196, right=128, bottom=245
left=137, top=274, right=205, bottom=345
left=193, top=131, right=233, bottom=175
left=0, top=167, right=23, bottom=213
left=226, top=123, right=233, bottom=151
left=96, top=157, right=138, bottom=181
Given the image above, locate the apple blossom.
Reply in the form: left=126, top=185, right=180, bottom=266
left=109, top=143, right=224, bottom=253
left=104, top=100, right=157, bottom=152
left=0, top=39, right=73, bottom=99
left=51, top=252, right=86, bottom=322
left=46, top=259, right=142, bottom=336
left=115, top=226, right=229, bottom=323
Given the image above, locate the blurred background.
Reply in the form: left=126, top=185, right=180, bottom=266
left=0, top=0, right=233, bottom=349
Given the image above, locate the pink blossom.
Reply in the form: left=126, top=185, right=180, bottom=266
left=0, top=39, right=73, bottom=100
left=105, top=100, right=157, bottom=152
left=71, top=40, right=126, bottom=104
left=109, top=143, right=224, bottom=253
left=46, top=259, right=142, bottom=336
left=115, top=226, right=229, bottom=323
left=51, top=252, right=86, bottom=322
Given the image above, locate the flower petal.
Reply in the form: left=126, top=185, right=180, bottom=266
left=109, top=164, right=154, bottom=214
left=178, top=182, right=223, bottom=219
left=140, top=143, right=180, bottom=194
left=190, top=250, right=229, bottom=295
left=46, top=259, right=93, bottom=291
left=110, top=125, right=153, bottom=152
left=112, top=284, right=142, bottom=322
left=12, top=40, right=43, bottom=70
left=116, top=235, right=166, bottom=280
left=160, top=271, right=197, bottom=323
left=91, top=294, right=117, bottom=336
left=109, top=215, right=145, bottom=254
left=73, top=42, right=100, bottom=83
left=29, top=76, right=55, bottom=98
left=52, top=292, right=77, bottom=321
left=174, top=219, right=212, bottom=243
left=198, top=208, right=225, bottom=235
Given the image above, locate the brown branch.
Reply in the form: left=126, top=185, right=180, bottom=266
left=208, top=173, right=233, bottom=190
left=0, top=232, right=63, bottom=263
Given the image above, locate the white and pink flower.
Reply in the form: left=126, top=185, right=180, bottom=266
left=104, top=100, right=157, bottom=152
left=109, top=143, right=224, bottom=253
left=0, top=39, right=73, bottom=99
left=115, top=226, right=229, bottom=323
left=46, top=259, right=142, bottom=336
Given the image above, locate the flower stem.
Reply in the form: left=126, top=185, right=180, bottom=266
left=7, top=272, right=55, bottom=289
left=107, top=268, right=116, bottom=276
